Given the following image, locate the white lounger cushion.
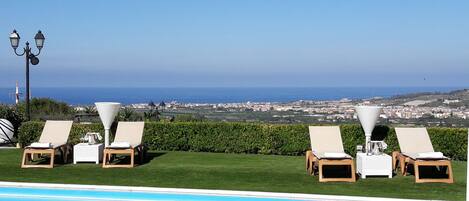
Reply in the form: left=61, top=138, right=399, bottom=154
left=323, top=152, right=350, bottom=158
left=29, top=142, right=52, bottom=148
left=418, top=152, right=444, bottom=158
left=109, top=142, right=131, bottom=148
left=403, top=152, right=447, bottom=160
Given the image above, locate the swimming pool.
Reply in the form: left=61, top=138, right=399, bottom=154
left=0, top=182, right=415, bottom=201
left=0, top=185, right=313, bottom=201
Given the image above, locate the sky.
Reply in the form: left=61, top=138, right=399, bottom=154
left=0, top=0, right=468, bottom=88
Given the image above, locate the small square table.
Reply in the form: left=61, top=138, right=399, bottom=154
left=73, top=143, right=104, bottom=164
left=356, top=152, right=392, bottom=178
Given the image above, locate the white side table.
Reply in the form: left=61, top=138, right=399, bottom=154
left=356, top=152, right=392, bottom=178
left=73, top=143, right=104, bottom=164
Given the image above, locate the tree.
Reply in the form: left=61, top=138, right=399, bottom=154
left=17, top=98, right=73, bottom=120
left=118, top=107, right=143, bottom=121
left=83, top=106, right=97, bottom=115
left=144, top=108, right=160, bottom=121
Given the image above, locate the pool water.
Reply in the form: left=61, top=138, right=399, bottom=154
left=0, top=187, right=311, bottom=201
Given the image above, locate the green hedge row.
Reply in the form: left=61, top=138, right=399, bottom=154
left=18, top=121, right=468, bottom=160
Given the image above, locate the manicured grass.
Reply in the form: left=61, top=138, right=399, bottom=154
left=0, top=149, right=465, bottom=200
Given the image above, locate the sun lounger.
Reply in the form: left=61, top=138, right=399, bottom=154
left=305, top=126, right=356, bottom=182
left=102, top=121, right=145, bottom=168
left=393, top=127, right=453, bottom=183
left=21, top=120, right=73, bottom=168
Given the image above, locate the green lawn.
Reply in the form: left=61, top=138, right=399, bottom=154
left=0, top=149, right=465, bottom=200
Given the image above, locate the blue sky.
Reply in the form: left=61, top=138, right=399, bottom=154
left=1, top=0, right=468, bottom=87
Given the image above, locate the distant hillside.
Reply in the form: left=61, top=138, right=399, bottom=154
left=381, top=89, right=469, bottom=107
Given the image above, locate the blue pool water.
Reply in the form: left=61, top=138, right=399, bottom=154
left=0, top=187, right=311, bottom=201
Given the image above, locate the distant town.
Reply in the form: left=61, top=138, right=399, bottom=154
left=75, top=89, right=469, bottom=127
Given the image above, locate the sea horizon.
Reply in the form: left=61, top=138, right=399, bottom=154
left=0, top=86, right=465, bottom=105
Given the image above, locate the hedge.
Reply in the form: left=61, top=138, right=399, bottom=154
left=17, top=121, right=468, bottom=160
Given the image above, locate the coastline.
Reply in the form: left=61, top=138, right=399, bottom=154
left=0, top=86, right=464, bottom=105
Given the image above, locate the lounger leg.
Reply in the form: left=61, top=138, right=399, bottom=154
left=414, top=162, right=420, bottom=183
left=305, top=151, right=312, bottom=175
left=59, top=146, right=66, bottom=164
left=139, top=147, right=144, bottom=164
left=63, top=145, right=69, bottom=163
left=107, top=152, right=112, bottom=164
left=350, top=162, right=356, bottom=182
left=102, top=151, right=108, bottom=168
left=21, top=150, right=28, bottom=168
left=318, top=160, right=324, bottom=182
left=400, top=155, right=407, bottom=175
left=392, top=151, right=399, bottom=171
left=48, top=150, right=55, bottom=168
left=447, top=162, right=454, bottom=183
left=130, top=149, right=135, bottom=167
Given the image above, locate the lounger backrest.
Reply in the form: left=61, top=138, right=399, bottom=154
left=395, top=127, right=434, bottom=153
left=38, top=120, right=73, bottom=145
left=309, top=126, right=344, bottom=153
left=114, top=121, right=145, bottom=146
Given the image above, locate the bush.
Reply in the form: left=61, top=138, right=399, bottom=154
left=428, top=127, right=467, bottom=161
left=17, top=121, right=468, bottom=160
left=17, top=98, right=74, bottom=120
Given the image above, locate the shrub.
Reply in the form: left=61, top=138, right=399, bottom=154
left=143, top=122, right=190, bottom=151
left=428, top=127, right=467, bottom=161
left=17, top=121, right=468, bottom=160
left=17, top=98, right=74, bottom=120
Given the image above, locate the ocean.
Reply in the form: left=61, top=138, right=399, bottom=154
left=0, top=87, right=463, bottom=105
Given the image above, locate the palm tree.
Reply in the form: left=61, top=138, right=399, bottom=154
left=119, top=107, right=142, bottom=121
left=144, top=108, right=160, bottom=122
left=148, top=101, right=156, bottom=109
left=159, top=101, right=166, bottom=112
left=84, top=106, right=97, bottom=115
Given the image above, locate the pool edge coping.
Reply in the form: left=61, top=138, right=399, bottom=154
left=0, top=181, right=428, bottom=201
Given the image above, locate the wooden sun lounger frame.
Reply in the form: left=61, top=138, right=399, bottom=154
left=305, top=150, right=356, bottom=182
left=392, top=151, right=453, bottom=183
left=21, top=144, right=71, bottom=168
left=102, top=144, right=146, bottom=168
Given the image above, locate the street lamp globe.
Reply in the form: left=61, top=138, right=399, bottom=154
left=9, top=30, right=20, bottom=49
left=34, top=30, right=45, bottom=50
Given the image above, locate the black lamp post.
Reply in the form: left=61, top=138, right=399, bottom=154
left=9, top=30, right=45, bottom=121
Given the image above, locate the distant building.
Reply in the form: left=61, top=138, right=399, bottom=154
left=443, top=99, right=460, bottom=104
